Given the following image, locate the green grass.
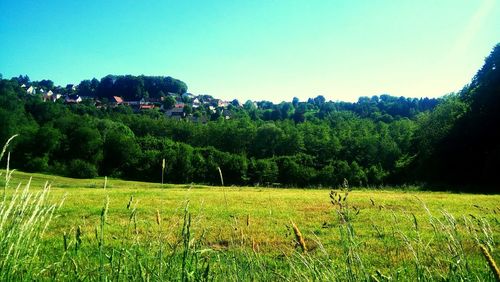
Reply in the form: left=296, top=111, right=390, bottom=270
left=1, top=169, right=499, bottom=281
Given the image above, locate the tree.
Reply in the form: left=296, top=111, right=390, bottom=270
left=66, top=159, right=98, bottom=178
left=276, top=155, right=316, bottom=186
left=78, top=80, right=93, bottom=97
left=67, top=126, right=103, bottom=165
left=183, top=104, right=192, bottom=115
left=411, top=95, right=468, bottom=182
left=243, top=100, right=256, bottom=110
left=279, top=102, right=293, bottom=119
left=114, top=75, right=145, bottom=100
left=366, top=164, right=386, bottom=186
left=163, top=96, right=176, bottom=110
left=251, top=123, right=284, bottom=158
left=97, top=75, right=116, bottom=98
left=91, top=78, right=100, bottom=90
left=251, top=159, right=278, bottom=184
left=231, top=99, right=240, bottom=107
left=16, top=75, right=30, bottom=85
left=425, top=43, right=500, bottom=190
left=101, top=123, right=141, bottom=177
left=313, top=95, right=326, bottom=106
left=38, top=79, right=54, bottom=90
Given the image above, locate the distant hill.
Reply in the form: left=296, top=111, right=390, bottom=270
left=1, top=43, right=499, bottom=193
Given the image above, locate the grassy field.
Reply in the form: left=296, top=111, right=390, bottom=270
left=1, top=169, right=499, bottom=281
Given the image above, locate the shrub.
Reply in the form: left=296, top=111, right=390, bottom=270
left=66, top=159, right=98, bottom=178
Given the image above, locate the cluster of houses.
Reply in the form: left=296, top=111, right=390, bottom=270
left=21, top=84, right=236, bottom=121
left=22, top=84, right=75, bottom=103
left=24, top=85, right=64, bottom=102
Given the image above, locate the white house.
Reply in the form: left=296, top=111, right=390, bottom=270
left=42, top=90, right=53, bottom=102
left=52, top=93, right=62, bottom=102
left=192, top=98, right=201, bottom=108
left=26, top=86, right=36, bottom=95
left=64, top=94, right=82, bottom=103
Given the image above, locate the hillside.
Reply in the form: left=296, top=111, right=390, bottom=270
left=1, top=43, right=499, bottom=192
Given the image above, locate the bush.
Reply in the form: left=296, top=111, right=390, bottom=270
left=366, top=164, right=387, bottom=186
left=66, top=159, right=98, bottom=178
left=23, top=156, right=49, bottom=172
left=252, top=158, right=279, bottom=185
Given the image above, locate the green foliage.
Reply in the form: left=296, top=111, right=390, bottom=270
left=425, top=43, right=500, bottom=190
left=409, top=44, right=500, bottom=191
left=0, top=79, right=435, bottom=188
left=250, top=158, right=279, bottom=184
left=95, top=75, right=187, bottom=100
left=162, top=95, right=176, bottom=110
left=66, top=159, right=98, bottom=178
left=1, top=43, right=499, bottom=191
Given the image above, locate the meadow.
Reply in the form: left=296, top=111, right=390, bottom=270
left=1, top=170, right=499, bottom=281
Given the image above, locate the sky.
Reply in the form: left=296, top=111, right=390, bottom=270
left=1, top=0, right=499, bottom=103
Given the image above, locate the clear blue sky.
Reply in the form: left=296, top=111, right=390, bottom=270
left=1, top=0, right=498, bottom=102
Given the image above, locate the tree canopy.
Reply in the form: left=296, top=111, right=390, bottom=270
left=1, top=44, right=499, bottom=193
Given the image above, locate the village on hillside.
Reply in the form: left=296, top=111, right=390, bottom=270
left=20, top=82, right=241, bottom=122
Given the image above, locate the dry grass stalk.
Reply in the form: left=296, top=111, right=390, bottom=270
left=291, top=221, right=307, bottom=253
left=217, top=166, right=228, bottom=209
left=156, top=209, right=161, bottom=226
left=217, top=166, right=224, bottom=186
left=0, top=134, right=18, bottom=162
left=252, top=238, right=259, bottom=253
left=479, top=244, right=500, bottom=281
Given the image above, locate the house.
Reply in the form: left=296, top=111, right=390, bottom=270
left=26, top=86, right=36, bottom=95
left=95, top=99, right=103, bottom=108
left=52, top=93, right=62, bottom=102
left=181, top=93, right=194, bottom=101
left=221, top=109, right=233, bottom=120
left=174, top=102, right=185, bottom=109
left=42, top=90, right=54, bottom=102
left=139, top=104, right=155, bottom=110
left=192, top=98, right=201, bottom=108
left=165, top=107, right=185, bottom=118
left=146, top=97, right=162, bottom=104
left=198, top=94, right=214, bottom=104
left=64, top=94, right=82, bottom=104
left=210, top=99, right=229, bottom=108
left=111, top=96, right=124, bottom=104
left=124, top=100, right=140, bottom=106
left=45, top=92, right=62, bottom=102
left=219, top=100, right=229, bottom=107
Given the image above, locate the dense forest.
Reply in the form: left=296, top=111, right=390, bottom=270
left=1, top=44, right=498, bottom=193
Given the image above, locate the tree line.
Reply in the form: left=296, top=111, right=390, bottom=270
left=1, top=43, right=498, bottom=192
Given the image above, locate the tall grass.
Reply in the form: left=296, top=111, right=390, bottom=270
left=0, top=181, right=497, bottom=280
left=0, top=135, right=64, bottom=280
left=0, top=136, right=498, bottom=281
